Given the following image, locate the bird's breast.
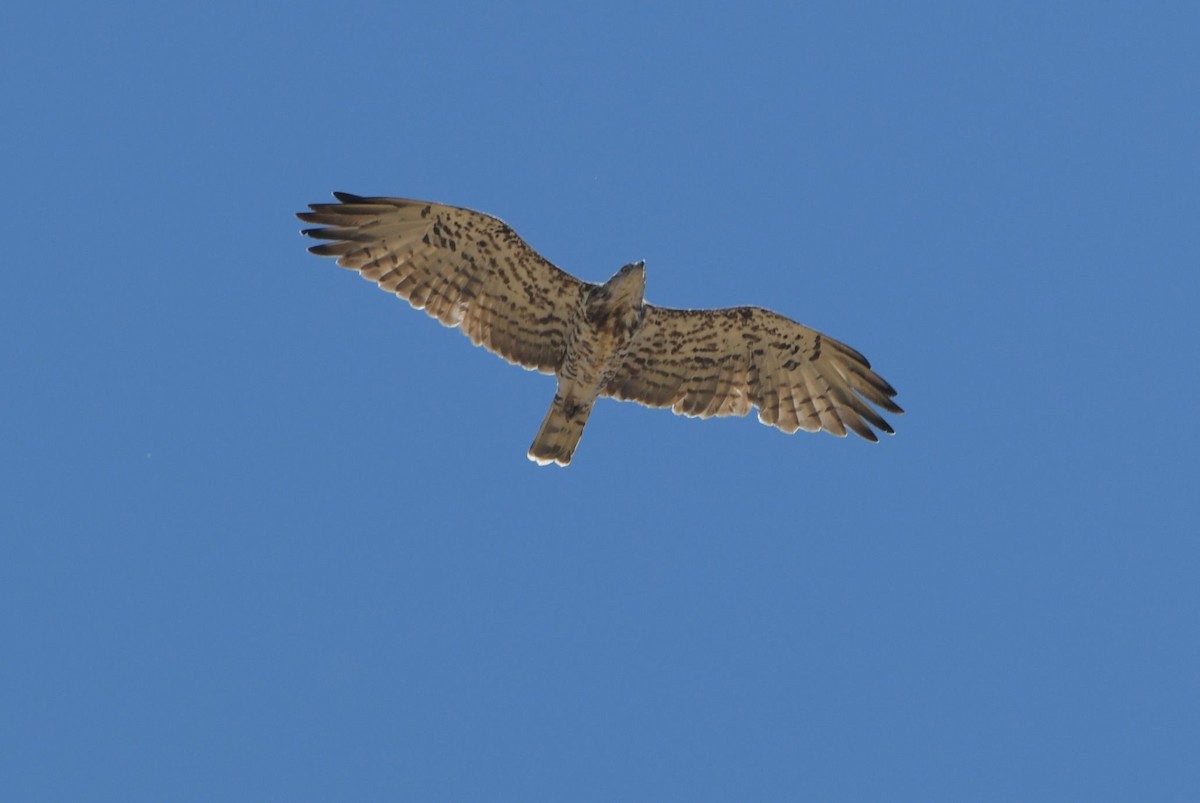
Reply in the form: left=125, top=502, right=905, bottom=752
left=561, top=298, right=643, bottom=389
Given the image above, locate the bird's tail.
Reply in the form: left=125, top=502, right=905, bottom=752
left=528, top=395, right=591, bottom=467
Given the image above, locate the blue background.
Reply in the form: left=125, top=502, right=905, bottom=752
left=3, top=2, right=1198, bottom=799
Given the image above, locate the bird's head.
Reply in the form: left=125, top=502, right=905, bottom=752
left=605, top=260, right=646, bottom=305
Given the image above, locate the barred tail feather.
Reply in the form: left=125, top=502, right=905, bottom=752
left=528, top=396, right=591, bottom=467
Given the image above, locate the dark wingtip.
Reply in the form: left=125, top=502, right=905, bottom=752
left=307, top=242, right=352, bottom=257
left=332, top=191, right=364, bottom=203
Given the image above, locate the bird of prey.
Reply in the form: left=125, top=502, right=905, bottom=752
left=298, top=193, right=902, bottom=466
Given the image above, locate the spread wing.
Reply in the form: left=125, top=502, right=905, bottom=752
left=298, top=192, right=589, bottom=374
left=604, top=306, right=902, bottom=441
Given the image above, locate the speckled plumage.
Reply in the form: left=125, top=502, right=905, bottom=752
left=298, top=192, right=902, bottom=466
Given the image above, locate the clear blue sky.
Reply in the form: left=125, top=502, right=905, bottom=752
left=3, top=2, right=1198, bottom=800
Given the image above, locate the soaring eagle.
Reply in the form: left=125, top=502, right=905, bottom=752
left=299, top=193, right=901, bottom=466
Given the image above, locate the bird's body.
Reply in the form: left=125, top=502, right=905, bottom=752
left=298, top=193, right=901, bottom=466
left=530, top=262, right=647, bottom=464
